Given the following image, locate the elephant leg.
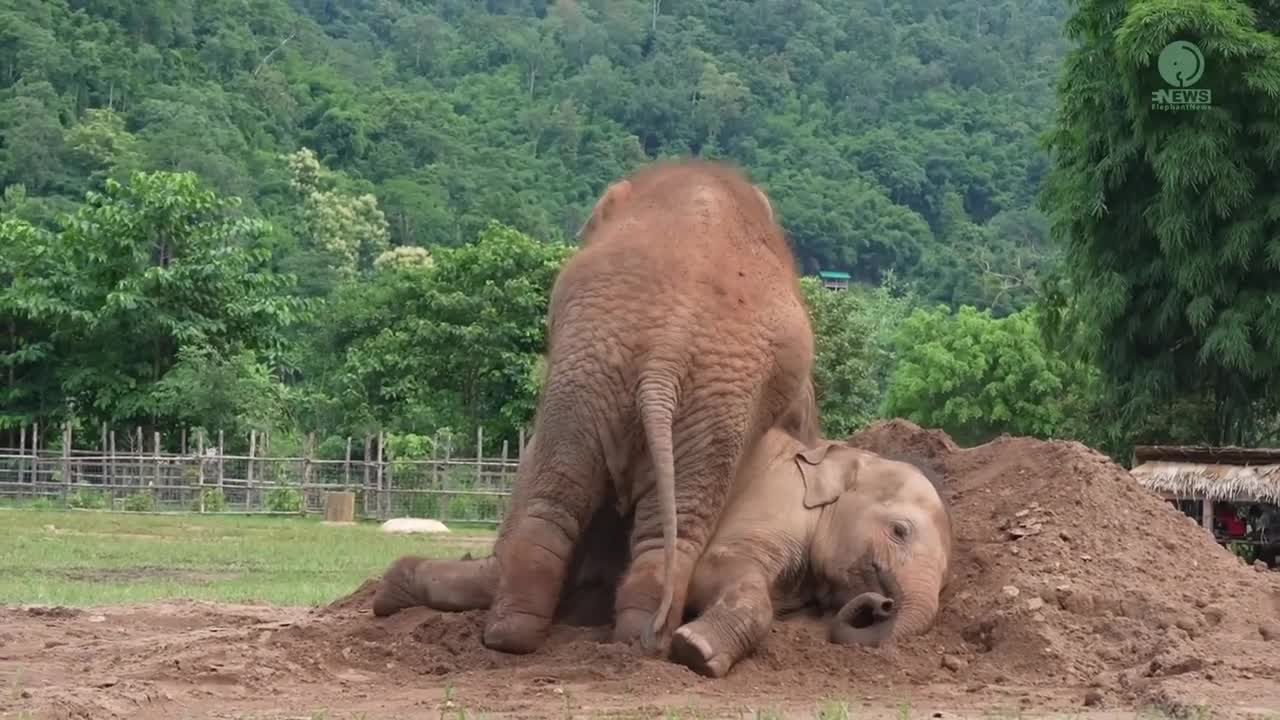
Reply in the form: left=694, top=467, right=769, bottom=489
left=483, top=426, right=606, bottom=654
left=372, top=554, right=498, bottom=617
left=612, top=420, right=745, bottom=652
left=669, top=550, right=775, bottom=678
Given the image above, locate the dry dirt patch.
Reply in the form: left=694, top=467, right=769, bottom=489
left=2, top=420, right=1278, bottom=719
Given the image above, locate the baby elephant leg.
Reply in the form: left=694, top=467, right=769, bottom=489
left=372, top=554, right=498, bottom=617
left=669, top=548, right=775, bottom=678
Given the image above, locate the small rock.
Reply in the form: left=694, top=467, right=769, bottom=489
left=1010, top=546, right=1020, bottom=556
left=1015, top=509, right=1030, bottom=518
left=1027, top=598, right=1045, bottom=611
left=93, top=678, right=118, bottom=688
left=20, top=690, right=31, bottom=699
left=1002, top=585, right=1021, bottom=598
left=88, top=615, right=106, bottom=623
left=941, top=655, right=967, bottom=672
left=1083, top=689, right=1104, bottom=707
left=553, top=687, right=564, bottom=695
left=1059, top=530, right=1072, bottom=543
left=1080, top=554, right=1093, bottom=561
left=1255, top=560, right=1269, bottom=572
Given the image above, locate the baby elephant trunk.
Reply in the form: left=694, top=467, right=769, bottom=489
left=828, top=591, right=897, bottom=647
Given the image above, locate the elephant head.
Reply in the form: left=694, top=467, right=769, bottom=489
left=795, top=441, right=952, bottom=647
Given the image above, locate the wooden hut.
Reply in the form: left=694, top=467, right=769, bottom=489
left=1130, top=445, right=1280, bottom=567
left=818, top=270, right=851, bottom=291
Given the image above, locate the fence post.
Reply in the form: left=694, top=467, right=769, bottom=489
left=440, top=434, right=452, bottom=522
left=153, top=431, right=161, bottom=489
left=475, top=426, right=483, bottom=489
left=431, top=431, right=440, bottom=491
left=247, top=430, right=256, bottom=511
left=180, top=428, right=187, bottom=456
left=362, top=434, right=372, bottom=516
left=376, top=430, right=386, bottom=521
left=344, top=436, right=352, bottom=489
left=217, top=430, right=225, bottom=495
left=61, top=421, right=71, bottom=504
left=32, top=422, right=39, bottom=490
left=108, top=431, right=116, bottom=490
left=197, top=429, right=206, bottom=513
left=17, top=425, right=25, bottom=486
left=302, top=431, right=315, bottom=517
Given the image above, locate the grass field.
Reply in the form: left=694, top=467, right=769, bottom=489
left=0, top=507, right=495, bottom=606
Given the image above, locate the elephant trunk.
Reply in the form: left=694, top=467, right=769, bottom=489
left=827, top=561, right=943, bottom=647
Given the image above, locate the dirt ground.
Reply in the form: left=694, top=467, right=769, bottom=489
left=3, top=420, right=1280, bottom=720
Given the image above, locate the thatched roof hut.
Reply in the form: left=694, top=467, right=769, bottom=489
left=1130, top=445, right=1280, bottom=504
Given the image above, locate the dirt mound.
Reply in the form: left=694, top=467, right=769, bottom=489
left=6, top=420, right=1280, bottom=719
left=848, top=419, right=1280, bottom=710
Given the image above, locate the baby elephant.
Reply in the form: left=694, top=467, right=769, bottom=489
left=669, top=427, right=952, bottom=678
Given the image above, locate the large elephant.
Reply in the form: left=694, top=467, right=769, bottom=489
left=375, top=159, right=820, bottom=656
left=668, top=426, right=953, bottom=678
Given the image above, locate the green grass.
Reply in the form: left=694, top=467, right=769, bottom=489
left=0, top=508, right=495, bottom=606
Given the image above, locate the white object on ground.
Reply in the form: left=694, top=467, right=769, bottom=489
left=379, top=518, right=451, bottom=534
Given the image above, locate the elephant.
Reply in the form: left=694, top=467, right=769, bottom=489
left=374, top=158, right=821, bottom=657
left=369, top=426, right=952, bottom=679
left=667, top=426, right=953, bottom=678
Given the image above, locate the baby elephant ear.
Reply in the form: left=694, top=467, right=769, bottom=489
left=795, top=442, right=859, bottom=509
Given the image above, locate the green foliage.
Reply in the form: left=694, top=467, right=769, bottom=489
left=197, top=488, right=227, bottom=512
left=306, top=221, right=573, bottom=444
left=123, top=491, right=155, bottom=512
left=800, top=277, right=914, bottom=437
left=0, top=0, right=1067, bottom=311
left=68, top=488, right=108, bottom=510
left=1, top=170, right=309, bottom=437
left=264, top=485, right=302, bottom=513
left=1039, top=0, right=1280, bottom=447
left=883, top=305, right=1098, bottom=447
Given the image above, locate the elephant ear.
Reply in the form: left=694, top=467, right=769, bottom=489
left=752, top=184, right=774, bottom=223
left=576, top=179, right=632, bottom=241
left=795, top=442, right=860, bottom=509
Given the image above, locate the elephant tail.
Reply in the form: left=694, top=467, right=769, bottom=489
left=637, top=373, right=678, bottom=650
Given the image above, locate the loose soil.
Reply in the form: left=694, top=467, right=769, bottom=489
left=3, top=420, right=1279, bottom=719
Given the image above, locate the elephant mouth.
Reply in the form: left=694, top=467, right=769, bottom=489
left=826, top=562, right=901, bottom=647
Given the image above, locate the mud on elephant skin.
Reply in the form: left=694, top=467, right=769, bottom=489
left=377, top=158, right=821, bottom=657
left=668, top=427, right=953, bottom=678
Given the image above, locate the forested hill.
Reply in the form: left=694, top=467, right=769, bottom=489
left=1, top=0, right=1070, bottom=315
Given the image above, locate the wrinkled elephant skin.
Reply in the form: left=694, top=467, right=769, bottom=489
left=372, top=159, right=820, bottom=657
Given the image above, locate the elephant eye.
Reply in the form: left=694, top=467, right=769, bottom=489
left=891, top=521, right=912, bottom=542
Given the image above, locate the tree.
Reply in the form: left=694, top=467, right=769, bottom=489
left=308, top=221, right=573, bottom=445
left=14, top=171, right=308, bottom=437
left=883, top=305, right=1096, bottom=447
left=1039, top=0, right=1280, bottom=447
left=799, top=276, right=914, bottom=437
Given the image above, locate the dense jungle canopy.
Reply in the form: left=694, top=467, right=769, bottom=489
left=2, top=0, right=1279, bottom=463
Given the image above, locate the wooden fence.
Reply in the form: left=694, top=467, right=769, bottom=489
left=0, top=423, right=525, bottom=525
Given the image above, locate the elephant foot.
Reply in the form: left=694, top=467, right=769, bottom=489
left=670, top=624, right=733, bottom=678
left=372, top=556, right=425, bottom=618
left=613, top=607, right=671, bottom=656
left=482, top=609, right=550, bottom=654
